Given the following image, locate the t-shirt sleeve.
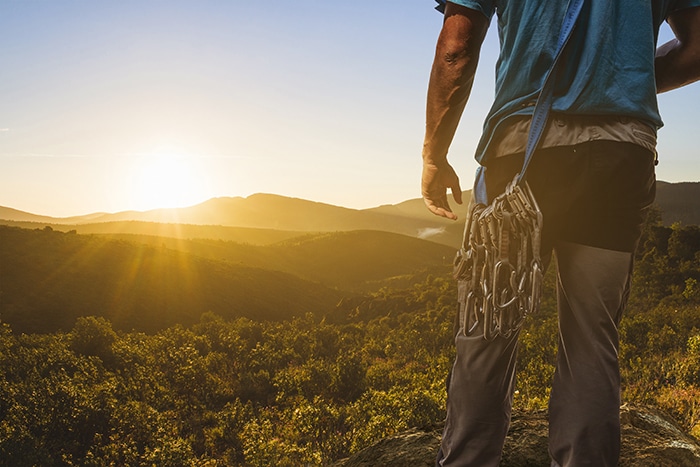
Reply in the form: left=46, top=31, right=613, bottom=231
left=445, top=0, right=496, bottom=19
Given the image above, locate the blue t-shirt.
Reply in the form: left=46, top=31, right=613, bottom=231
left=447, top=0, right=700, bottom=163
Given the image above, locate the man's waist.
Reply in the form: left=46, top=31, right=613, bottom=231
left=484, top=114, right=657, bottom=160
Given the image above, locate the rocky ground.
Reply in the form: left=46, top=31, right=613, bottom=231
left=330, top=405, right=700, bottom=467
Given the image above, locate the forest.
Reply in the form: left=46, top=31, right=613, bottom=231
left=1, top=210, right=700, bottom=466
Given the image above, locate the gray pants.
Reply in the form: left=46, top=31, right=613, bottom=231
left=437, top=141, right=656, bottom=466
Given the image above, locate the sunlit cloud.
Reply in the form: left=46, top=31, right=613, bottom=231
left=0, top=128, right=9, bottom=132
left=417, top=227, right=446, bottom=239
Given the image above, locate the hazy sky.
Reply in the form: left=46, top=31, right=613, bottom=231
left=1, top=1, right=698, bottom=217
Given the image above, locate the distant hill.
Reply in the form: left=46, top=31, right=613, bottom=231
left=90, top=194, right=460, bottom=244
left=655, top=181, right=700, bottom=226
left=0, top=219, right=309, bottom=246
left=0, top=225, right=454, bottom=333
left=0, top=206, right=53, bottom=223
left=0, top=225, right=344, bottom=333
left=99, top=230, right=455, bottom=292
left=0, top=206, right=105, bottom=224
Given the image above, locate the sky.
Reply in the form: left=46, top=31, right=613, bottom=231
left=0, top=1, right=698, bottom=217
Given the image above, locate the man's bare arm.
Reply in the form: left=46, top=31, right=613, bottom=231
left=656, top=7, right=700, bottom=93
left=422, top=3, right=489, bottom=220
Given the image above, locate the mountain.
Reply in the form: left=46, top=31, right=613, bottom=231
left=97, top=230, right=455, bottom=292
left=655, top=181, right=700, bottom=226
left=0, top=194, right=462, bottom=246
left=1, top=180, right=699, bottom=249
left=368, top=196, right=450, bottom=219
left=86, top=194, right=461, bottom=244
left=0, top=206, right=53, bottom=223
left=0, top=206, right=106, bottom=224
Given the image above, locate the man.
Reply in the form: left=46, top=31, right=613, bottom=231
left=421, top=2, right=700, bottom=466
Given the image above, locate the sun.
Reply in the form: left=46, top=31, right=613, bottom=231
left=129, top=149, right=210, bottom=211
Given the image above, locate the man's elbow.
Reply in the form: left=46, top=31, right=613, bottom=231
left=436, top=37, right=479, bottom=72
left=436, top=5, right=488, bottom=69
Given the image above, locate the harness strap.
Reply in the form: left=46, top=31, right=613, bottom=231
left=516, top=0, right=585, bottom=185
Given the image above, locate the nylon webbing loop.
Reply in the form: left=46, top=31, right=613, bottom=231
left=517, top=0, right=584, bottom=185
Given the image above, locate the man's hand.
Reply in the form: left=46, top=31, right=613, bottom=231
left=421, top=4, right=488, bottom=220
left=422, top=160, right=463, bottom=220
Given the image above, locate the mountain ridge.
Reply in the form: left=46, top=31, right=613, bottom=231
left=655, top=181, right=700, bottom=226
left=2, top=180, right=699, bottom=249
left=1, top=193, right=462, bottom=246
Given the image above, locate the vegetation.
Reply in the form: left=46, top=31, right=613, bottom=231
left=0, top=300, right=454, bottom=466
left=0, top=211, right=699, bottom=465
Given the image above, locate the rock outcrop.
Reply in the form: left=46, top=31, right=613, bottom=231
left=331, top=405, right=700, bottom=467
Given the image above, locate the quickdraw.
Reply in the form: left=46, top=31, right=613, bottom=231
left=453, top=174, right=544, bottom=340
